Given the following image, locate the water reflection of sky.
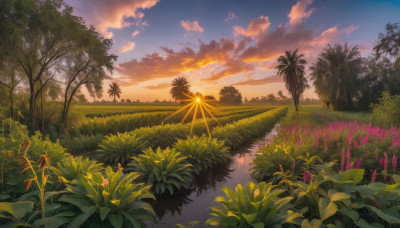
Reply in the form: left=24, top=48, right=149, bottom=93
left=148, top=124, right=279, bottom=228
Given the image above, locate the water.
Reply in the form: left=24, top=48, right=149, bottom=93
left=148, top=124, right=279, bottom=228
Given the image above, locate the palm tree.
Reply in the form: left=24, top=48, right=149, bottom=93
left=276, top=49, right=309, bottom=112
left=108, top=82, right=121, bottom=105
left=170, top=77, right=191, bottom=104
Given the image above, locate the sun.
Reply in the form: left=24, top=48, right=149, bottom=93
left=164, top=93, right=220, bottom=136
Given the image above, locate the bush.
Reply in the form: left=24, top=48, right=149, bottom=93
left=174, top=135, right=230, bottom=174
left=60, top=166, right=156, bottom=227
left=95, top=132, right=144, bottom=166
left=205, top=181, right=301, bottom=227
left=50, top=156, right=103, bottom=183
left=127, top=147, right=192, bottom=195
left=371, top=92, right=400, bottom=127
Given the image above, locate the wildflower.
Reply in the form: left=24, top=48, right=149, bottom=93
left=393, top=154, right=397, bottom=172
left=380, top=157, right=383, bottom=166
left=356, top=158, right=362, bottom=169
left=346, top=147, right=351, bottom=170
left=102, top=178, right=109, bottom=187
left=303, top=171, right=313, bottom=183
left=371, top=169, right=377, bottom=182
left=341, top=147, right=345, bottom=171
left=38, top=154, right=50, bottom=169
left=384, top=152, right=388, bottom=181
left=354, top=141, right=358, bottom=151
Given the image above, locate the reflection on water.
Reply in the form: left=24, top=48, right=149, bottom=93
left=148, top=124, right=280, bottom=228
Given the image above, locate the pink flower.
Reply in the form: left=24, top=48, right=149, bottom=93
left=393, top=154, right=397, bottom=172
left=380, top=157, right=383, bottom=166
left=374, top=154, right=378, bottom=160
left=303, top=171, right=313, bottom=183
left=354, top=141, right=358, bottom=151
left=356, top=158, right=362, bottom=169
left=341, top=147, right=345, bottom=171
left=384, top=152, right=388, bottom=181
left=371, top=169, right=377, bottom=182
left=346, top=147, right=351, bottom=170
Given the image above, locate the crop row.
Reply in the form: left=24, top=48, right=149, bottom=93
left=70, top=107, right=270, bottom=136
left=73, top=105, right=180, bottom=118
left=61, top=108, right=273, bottom=153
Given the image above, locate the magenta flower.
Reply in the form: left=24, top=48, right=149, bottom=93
left=356, top=158, right=362, bottom=169
left=371, top=169, right=377, bottom=182
left=346, top=147, right=351, bottom=170
left=354, top=141, right=358, bottom=151
left=341, top=147, right=345, bottom=171
left=303, top=171, right=313, bottom=183
left=384, top=152, right=388, bottom=181
left=380, top=157, right=383, bottom=166
left=393, top=153, right=397, bottom=173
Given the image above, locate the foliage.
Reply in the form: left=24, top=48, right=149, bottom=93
left=96, top=132, right=144, bottom=166
left=276, top=49, right=309, bottom=112
left=219, top=86, right=242, bottom=105
left=371, top=92, right=400, bottom=127
left=374, top=22, right=400, bottom=64
left=60, top=166, right=156, bottom=227
left=128, top=147, right=193, bottom=195
left=212, top=107, right=288, bottom=149
left=174, top=135, right=230, bottom=174
left=50, top=156, right=103, bottom=183
left=205, top=181, right=301, bottom=227
left=310, top=44, right=363, bottom=111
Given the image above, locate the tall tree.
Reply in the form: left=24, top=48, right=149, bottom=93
left=219, top=86, right=242, bottom=104
left=374, top=22, right=400, bottom=67
left=170, top=77, right=191, bottom=104
left=276, top=49, right=309, bottom=112
left=310, top=44, right=363, bottom=111
left=0, top=60, right=22, bottom=119
left=108, top=82, right=121, bottom=105
left=59, top=25, right=116, bottom=133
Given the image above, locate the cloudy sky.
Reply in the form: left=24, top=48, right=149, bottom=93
left=66, top=0, right=400, bottom=101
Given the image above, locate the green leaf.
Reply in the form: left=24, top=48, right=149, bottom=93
left=319, top=198, right=337, bottom=221
left=0, top=201, right=34, bottom=220
left=67, top=206, right=96, bottom=228
left=330, top=192, right=350, bottom=202
left=342, top=169, right=364, bottom=185
left=109, top=214, right=123, bottom=228
left=242, top=213, right=257, bottom=224
left=100, top=207, right=111, bottom=221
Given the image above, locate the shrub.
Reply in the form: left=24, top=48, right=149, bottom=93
left=60, top=166, right=156, bottom=227
left=371, top=92, right=400, bottom=127
left=50, top=156, right=103, bottom=183
left=205, top=181, right=301, bottom=227
left=174, top=135, right=230, bottom=174
left=127, top=147, right=192, bottom=195
left=95, top=132, right=144, bottom=166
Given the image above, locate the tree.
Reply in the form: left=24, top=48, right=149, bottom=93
left=374, top=23, right=400, bottom=67
left=204, top=95, right=216, bottom=101
left=219, top=86, right=242, bottom=104
left=170, top=77, right=191, bottom=104
left=310, top=44, right=363, bottom=111
left=276, top=49, right=309, bottom=112
left=108, top=82, right=121, bottom=105
left=0, top=60, right=22, bottom=119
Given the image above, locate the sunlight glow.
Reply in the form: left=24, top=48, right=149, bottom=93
left=164, top=93, right=220, bottom=136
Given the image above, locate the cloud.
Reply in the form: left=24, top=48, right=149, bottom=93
left=144, top=83, right=170, bottom=90
left=67, top=0, right=159, bottom=37
left=224, top=12, right=238, bottom=23
left=233, top=16, right=270, bottom=37
left=233, top=75, right=282, bottom=86
left=308, top=25, right=359, bottom=47
left=131, top=30, right=140, bottom=37
left=288, top=0, right=315, bottom=25
left=119, top=41, right=136, bottom=53
left=181, top=20, right=204, bottom=32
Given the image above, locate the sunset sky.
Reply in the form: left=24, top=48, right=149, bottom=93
left=66, top=0, right=400, bottom=101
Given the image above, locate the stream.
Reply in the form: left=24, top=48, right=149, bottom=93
left=148, top=123, right=280, bottom=228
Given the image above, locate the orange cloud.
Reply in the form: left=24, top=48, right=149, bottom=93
left=181, top=20, right=204, bottom=32
left=233, top=75, right=282, bottom=86
left=118, top=41, right=136, bottom=53
left=288, top=0, right=315, bottom=25
left=69, top=0, right=158, bottom=37
left=144, top=83, right=170, bottom=90
left=308, top=25, right=359, bottom=47
left=131, top=30, right=140, bottom=37
left=233, top=16, right=270, bottom=37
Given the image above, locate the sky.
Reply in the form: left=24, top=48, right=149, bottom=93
left=65, top=0, right=400, bottom=102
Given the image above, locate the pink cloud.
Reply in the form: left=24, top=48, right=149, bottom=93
left=308, top=25, right=359, bottom=47
left=233, top=75, right=282, bottom=86
left=288, top=0, right=315, bottom=25
left=225, top=12, right=238, bottom=23
left=119, top=41, right=136, bottom=53
left=131, top=30, right=140, bottom=37
left=67, top=0, right=159, bottom=37
left=233, top=16, right=270, bottom=37
left=181, top=20, right=204, bottom=32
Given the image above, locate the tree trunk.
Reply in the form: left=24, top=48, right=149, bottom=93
left=114, top=96, right=116, bottom=105
left=9, top=89, right=13, bottom=119
left=41, top=90, right=45, bottom=132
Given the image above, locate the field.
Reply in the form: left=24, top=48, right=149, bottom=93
left=4, top=104, right=400, bottom=228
